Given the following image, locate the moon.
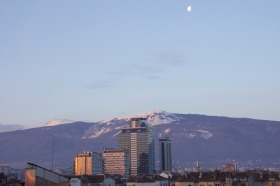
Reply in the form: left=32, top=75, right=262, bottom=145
left=187, top=6, right=192, bottom=12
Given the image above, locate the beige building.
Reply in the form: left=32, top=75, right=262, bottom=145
left=74, top=152, right=103, bottom=175
left=103, top=148, right=129, bottom=177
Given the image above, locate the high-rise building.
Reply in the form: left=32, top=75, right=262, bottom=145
left=103, top=148, right=129, bottom=177
left=118, top=118, right=155, bottom=175
left=159, top=137, right=172, bottom=172
left=74, top=152, right=103, bottom=175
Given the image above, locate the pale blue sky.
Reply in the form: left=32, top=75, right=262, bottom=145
left=1, top=0, right=280, bottom=127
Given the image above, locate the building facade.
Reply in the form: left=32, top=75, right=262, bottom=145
left=159, top=137, right=172, bottom=172
left=25, top=162, right=69, bottom=186
left=118, top=118, right=155, bottom=175
left=74, top=152, right=103, bottom=175
left=103, top=148, right=129, bottom=177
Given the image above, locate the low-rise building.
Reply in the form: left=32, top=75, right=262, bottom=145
left=127, top=175, right=168, bottom=186
left=175, top=171, right=275, bottom=186
left=255, top=172, right=280, bottom=186
left=68, top=175, right=115, bottom=186
left=175, top=171, right=242, bottom=186
left=160, top=171, right=181, bottom=186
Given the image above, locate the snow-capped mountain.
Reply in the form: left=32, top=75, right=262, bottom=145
left=100, top=109, right=183, bottom=126
left=44, top=119, right=75, bottom=127
left=1, top=110, right=280, bottom=169
left=82, top=110, right=183, bottom=139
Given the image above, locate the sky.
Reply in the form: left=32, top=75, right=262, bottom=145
left=0, top=0, right=280, bottom=128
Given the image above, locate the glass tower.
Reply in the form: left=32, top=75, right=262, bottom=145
left=118, top=118, right=155, bottom=175
left=159, top=137, right=172, bottom=172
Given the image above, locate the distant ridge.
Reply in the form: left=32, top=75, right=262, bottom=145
left=0, top=124, right=24, bottom=133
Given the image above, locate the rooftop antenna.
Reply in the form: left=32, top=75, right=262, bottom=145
left=52, top=135, right=54, bottom=171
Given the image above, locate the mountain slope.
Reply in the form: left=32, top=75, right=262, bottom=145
left=0, top=110, right=280, bottom=169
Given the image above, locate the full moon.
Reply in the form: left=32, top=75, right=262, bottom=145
left=187, top=6, right=192, bottom=12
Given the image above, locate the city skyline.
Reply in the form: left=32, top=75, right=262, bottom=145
left=2, top=110, right=280, bottom=170
left=1, top=0, right=280, bottom=128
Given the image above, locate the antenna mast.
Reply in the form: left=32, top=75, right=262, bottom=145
left=52, top=135, right=54, bottom=171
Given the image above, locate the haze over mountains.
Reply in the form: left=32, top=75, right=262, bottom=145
left=0, top=124, right=24, bottom=133
left=0, top=110, right=280, bottom=169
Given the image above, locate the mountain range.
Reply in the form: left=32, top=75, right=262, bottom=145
left=0, top=110, right=280, bottom=170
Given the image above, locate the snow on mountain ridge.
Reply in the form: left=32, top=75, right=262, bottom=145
left=82, top=127, right=112, bottom=139
left=44, top=110, right=181, bottom=128
left=44, top=119, right=75, bottom=127
left=99, top=110, right=182, bottom=126
left=82, top=110, right=182, bottom=139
